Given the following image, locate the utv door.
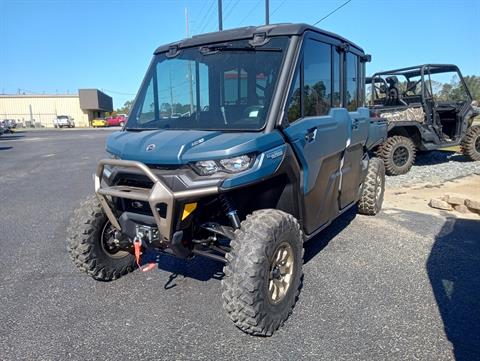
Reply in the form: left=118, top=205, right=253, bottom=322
left=282, top=37, right=352, bottom=235
left=339, top=52, right=369, bottom=209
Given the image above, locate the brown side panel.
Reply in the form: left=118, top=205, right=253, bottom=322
left=303, top=152, right=342, bottom=234
left=339, top=143, right=364, bottom=209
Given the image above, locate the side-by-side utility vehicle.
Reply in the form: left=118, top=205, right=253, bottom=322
left=367, top=65, right=480, bottom=175
left=68, top=23, right=387, bottom=336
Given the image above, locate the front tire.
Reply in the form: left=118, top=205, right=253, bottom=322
left=461, top=125, right=480, bottom=161
left=376, top=135, right=416, bottom=175
left=67, top=196, right=136, bottom=281
left=358, top=157, right=385, bottom=215
left=222, top=209, right=303, bottom=336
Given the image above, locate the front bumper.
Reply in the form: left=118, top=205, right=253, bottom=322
left=95, top=159, right=219, bottom=241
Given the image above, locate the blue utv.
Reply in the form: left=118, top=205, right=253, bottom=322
left=68, top=23, right=387, bottom=336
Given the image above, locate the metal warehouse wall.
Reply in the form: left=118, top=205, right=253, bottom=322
left=0, top=95, right=90, bottom=127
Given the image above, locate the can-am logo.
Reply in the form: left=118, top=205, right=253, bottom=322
left=146, top=144, right=156, bottom=152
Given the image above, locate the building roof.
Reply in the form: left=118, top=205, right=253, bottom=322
left=0, top=93, right=79, bottom=98
left=154, top=23, right=364, bottom=54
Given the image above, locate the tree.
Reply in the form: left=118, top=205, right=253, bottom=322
left=115, top=100, right=134, bottom=115
left=463, top=75, right=480, bottom=102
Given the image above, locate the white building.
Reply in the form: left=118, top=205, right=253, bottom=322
left=0, top=89, right=113, bottom=128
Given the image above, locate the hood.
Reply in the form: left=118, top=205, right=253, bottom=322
left=106, top=129, right=285, bottom=165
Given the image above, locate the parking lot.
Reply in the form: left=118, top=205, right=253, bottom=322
left=0, top=129, right=479, bottom=361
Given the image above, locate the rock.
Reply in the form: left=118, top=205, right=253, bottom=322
left=429, top=198, right=453, bottom=211
left=444, top=193, right=467, bottom=206
left=453, top=204, right=469, bottom=214
left=465, top=199, right=480, bottom=212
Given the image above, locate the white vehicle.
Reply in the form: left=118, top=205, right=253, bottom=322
left=54, top=115, right=75, bottom=128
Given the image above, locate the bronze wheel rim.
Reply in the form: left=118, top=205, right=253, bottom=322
left=268, top=242, right=294, bottom=304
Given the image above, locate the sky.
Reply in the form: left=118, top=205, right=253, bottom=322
left=1, top=0, right=479, bottom=108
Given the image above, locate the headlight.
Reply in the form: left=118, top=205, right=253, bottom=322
left=193, top=155, right=253, bottom=175
left=219, top=155, right=251, bottom=172
left=194, top=160, right=219, bottom=175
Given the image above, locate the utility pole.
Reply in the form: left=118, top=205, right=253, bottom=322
left=265, top=0, right=269, bottom=25
left=218, top=0, right=223, bottom=31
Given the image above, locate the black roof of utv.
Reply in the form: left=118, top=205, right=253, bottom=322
left=154, top=23, right=364, bottom=54
left=372, top=64, right=462, bottom=79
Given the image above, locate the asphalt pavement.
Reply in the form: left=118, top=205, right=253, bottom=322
left=0, top=130, right=478, bottom=361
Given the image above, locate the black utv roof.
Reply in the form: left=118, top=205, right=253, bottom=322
left=154, top=23, right=364, bottom=54
left=373, top=64, right=462, bottom=78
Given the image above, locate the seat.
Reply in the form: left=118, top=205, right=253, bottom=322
left=385, top=76, right=407, bottom=106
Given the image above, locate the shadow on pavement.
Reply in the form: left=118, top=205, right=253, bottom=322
left=304, top=206, right=357, bottom=264
left=427, top=217, right=480, bottom=361
left=0, top=146, right=13, bottom=151
left=415, top=150, right=470, bottom=166
left=141, top=249, right=225, bottom=286
left=140, top=206, right=357, bottom=287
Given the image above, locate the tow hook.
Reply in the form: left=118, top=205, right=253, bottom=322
left=133, top=233, right=156, bottom=273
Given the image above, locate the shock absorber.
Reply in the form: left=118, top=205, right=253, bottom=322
left=220, top=194, right=241, bottom=229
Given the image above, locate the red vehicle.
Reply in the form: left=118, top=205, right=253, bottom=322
left=106, top=114, right=127, bottom=127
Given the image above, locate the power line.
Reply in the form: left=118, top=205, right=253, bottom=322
left=198, top=0, right=216, bottom=34
left=313, top=0, right=353, bottom=25
left=239, top=0, right=262, bottom=26
left=224, top=0, right=241, bottom=22
left=271, top=0, right=287, bottom=16
left=102, top=88, right=136, bottom=96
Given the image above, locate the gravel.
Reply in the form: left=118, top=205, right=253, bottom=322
left=385, top=151, right=480, bottom=188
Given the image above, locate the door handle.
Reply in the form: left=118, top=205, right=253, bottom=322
left=305, top=127, right=317, bottom=143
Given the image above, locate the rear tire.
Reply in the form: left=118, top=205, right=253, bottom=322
left=376, top=135, right=416, bottom=176
left=222, top=209, right=303, bottom=336
left=460, top=125, right=480, bottom=161
left=67, top=195, right=136, bottom=281
left=358, top=157, right=385, bottom=215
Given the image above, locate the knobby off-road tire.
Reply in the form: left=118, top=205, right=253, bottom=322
left=358, top=157, right=385, bottom=215
left=222, top=209, right=304, bottom=336
left=460, top=125, right=480, bottom=161
left=376, top=135, right=416, bottom=176
left=67, top=195, right=136, bottom=281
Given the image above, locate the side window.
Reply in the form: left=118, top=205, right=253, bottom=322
left=286, top=70, right=301, bottom=122
left=304, top=40, right=332, bottom=117
left=345, top=52, right=358, bottom=111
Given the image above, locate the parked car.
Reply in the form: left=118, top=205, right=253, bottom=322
left=67, top=23, right=387, bottom=336
left=54, top=115, right=75, bottom=128
left=367, top=64, right=480, bottom=175
left=1, top=119, right=15, bottom=133
left=107, top=114, right=127, bottom=127
left=92, top=118, right=108, bottom=127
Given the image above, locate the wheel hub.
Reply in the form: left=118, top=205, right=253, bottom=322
left=392, top=146, right=409, bottom=167
left=101, top=222, right=129, bottom=259
left=268, top=242, right=294, bottom=304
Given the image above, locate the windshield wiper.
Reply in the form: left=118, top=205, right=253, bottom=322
left=125, top=127, right=159, bottom=132
left=199, top=44, right=281, bottom=55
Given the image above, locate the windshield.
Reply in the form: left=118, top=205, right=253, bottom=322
left=127, top=36, right=289, bottom=131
